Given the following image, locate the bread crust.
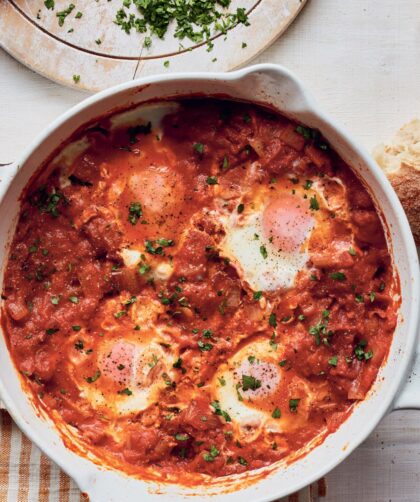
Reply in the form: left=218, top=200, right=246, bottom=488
left=373, top=120, right=420, bottom=245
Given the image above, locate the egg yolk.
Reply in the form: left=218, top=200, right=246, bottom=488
left=262, top=194, right=314, bottom=252
left=100, top=340, right=134, bottom=384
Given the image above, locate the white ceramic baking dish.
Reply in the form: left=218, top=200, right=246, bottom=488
left=0, top=64, right=419, bottom=502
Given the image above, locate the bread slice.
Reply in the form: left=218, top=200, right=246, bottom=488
left=373, top=119, right=420, bottom=245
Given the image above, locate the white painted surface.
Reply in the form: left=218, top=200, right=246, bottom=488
left=0, top=1, right=419, bottom=500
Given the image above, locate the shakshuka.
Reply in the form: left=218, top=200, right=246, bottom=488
left=2, top=100, right=399, bottom=482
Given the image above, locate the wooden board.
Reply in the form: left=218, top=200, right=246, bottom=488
left=0, top=0, right=307, bottom=92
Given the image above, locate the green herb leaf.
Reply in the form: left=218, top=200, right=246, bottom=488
left=198, top=340, right=213, bottom=352
left=57, top=4, right=75, bottom=26
left=175, top=433, right=189, bottom=441
left=118, top=387, right=133, bottom=396
left=269, top=312, right=277, bottom=328
left=193, top=142, right=204, bottom=154
left=128, top=202, right=143, bottom=225
left=328, top=355, right=338, bottom=367
left=241, top=374, right=262, bottom=391
left=206, top=176, right=218, bottom=185
left=210, top=400, right=231, bottom=422
left=85, top=370, right=101, bottom=384
left=289, top=398, right=300, bottom=412
left=46, top=328, right=59, bottom=335
left=330, top=272, right=347, bottom=281
left=260, top=245, right=268, bottom=259
left=272, top=407, right=281, bottom=419
left=238, top=456, right=248, bottom=466
left=309, top=195, right=319, bottom=210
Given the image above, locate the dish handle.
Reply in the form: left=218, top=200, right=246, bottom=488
left=392, top=348, right=420, bottom=410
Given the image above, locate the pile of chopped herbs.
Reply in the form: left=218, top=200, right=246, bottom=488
left=115, top=0, right=250, bottom=50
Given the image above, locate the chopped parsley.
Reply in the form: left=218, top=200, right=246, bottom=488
left=30, top=187, right=66, bottom=217
left=253, top=291, right=262, bottom=300
left=72, top=74, right=80, bottom=84
left=369, top=291, right=376, bottom=302
left=193, top=142, right=204, bottom=154
left=123, top=296, right=137, bottom=306
left=44, top=0, right=54, bottom=9
left=210, top=400, right=231, bottom=422
left=118, top=388, right=133, bottom=396
left=248, top=355, right=256, bottom=364
left=296, top=125, right=314, bottom=140
left=156, top=238, right=174, bottom=247
left=46, top=328, right=59, bottom=335
left=269, top=312, right=277, bottom=328
left=72, top=325, right=81, bottom=332
left=218, top=376, right=226, bottom=386
left=128, top=202, right=143, bottom=225
left=127, top=122, right=152, bottom=144
left=309, top=311, right=333, bottom=346
left=206, top=176, right=218, bottom=185
left=85, top=370, right=101, bottom=384
left=237, top=203, right=244, bottom=214
left=328, top=355, right=338, bottom=367
left=222, top=155, right=230, bottom=170
left=198, top=340, right=213, bottom=352
left=114, top=1, right=250, bottom=52
left=260, top=245, right=268, bottom=259
left=309, top=195, right=319, bottom=210
left=348, top=246, right=357, bottom=256
left=173, top=358, right=186, bottom=374
left=175, top=433, right=189, bottom=441
left=145, top=238, right=173, bottom=255
left=279, top=359, right=288, bottom=367
left=138, top=262, right=151, bottom=275
left=203, top=445, right=219, bottom=462
left=295, top=125, right=328, bottom=150
left=241, top=374, right=261, bottom=391
left=330, top=272, right=347, bottom=281
left=114, top=310, right=127, bottom=319
left=68, top=296, right=79, bottom=304
left=354, top=340, right=373, bottom=361
left=57, top=4, right=75, bottom=26
left=303, top=179, right=313, bottom=190
left=289, top=398, right=300, bottom=413
left=238, top=456, right=248, bottom=466
left=74, top=340, right=84, bottom=350
left=272, top=407, right=281, bottom=419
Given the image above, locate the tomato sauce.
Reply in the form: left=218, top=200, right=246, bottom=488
left=1, top=100, right=398, bottom=483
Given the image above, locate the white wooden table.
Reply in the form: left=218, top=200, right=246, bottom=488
left=1, top=1, right=419, bottom=500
